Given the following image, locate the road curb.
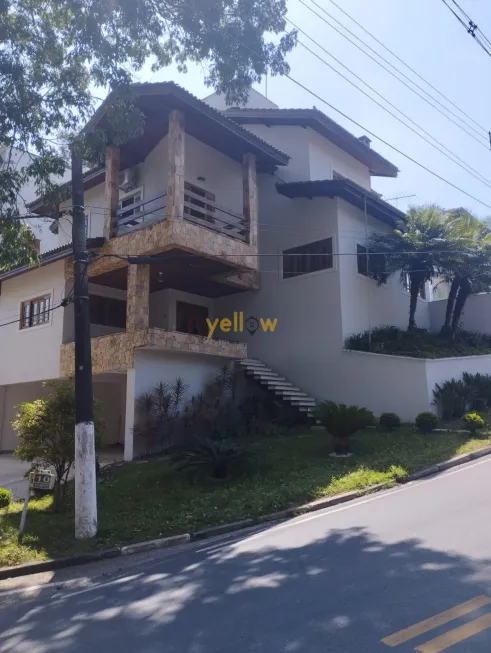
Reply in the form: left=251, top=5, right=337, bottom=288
left=2, top=444, right=491, bottom=581
left=0, top=547, right=122, bottom=581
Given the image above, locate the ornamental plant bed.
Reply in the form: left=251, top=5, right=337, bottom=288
left=345, top=326, right=491, bottom=359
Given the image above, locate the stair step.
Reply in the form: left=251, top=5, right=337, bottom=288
left=240, top=360, right=267, bottom=367
left=274, top=389, right=308, bottom=397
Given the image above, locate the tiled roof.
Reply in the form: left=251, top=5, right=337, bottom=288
left=276, top=178, right=406, bottom=227
left=223, top=108, right=398, bottom=178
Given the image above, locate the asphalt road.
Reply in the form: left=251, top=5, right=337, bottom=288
left=1, top=457, right=491, bottom=653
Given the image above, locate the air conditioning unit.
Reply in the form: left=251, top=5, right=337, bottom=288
left=119, top=167, right=138, bottom=192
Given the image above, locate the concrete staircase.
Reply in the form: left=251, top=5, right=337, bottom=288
left=237, top=358, right=316, bottom=416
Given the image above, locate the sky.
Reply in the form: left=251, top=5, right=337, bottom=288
left=135, top=0, right=491, bottom=218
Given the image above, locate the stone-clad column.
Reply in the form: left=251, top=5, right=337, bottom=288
left=167, top=109, right=185, bottom=221
left=243, top=153, right=258, bottom=248
left=104, top=145, right=120, bottom=240
left=126, top=264, right=150, bottom=331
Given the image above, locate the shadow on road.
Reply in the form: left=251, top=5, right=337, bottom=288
left=1, top=524, right=491, bottom=652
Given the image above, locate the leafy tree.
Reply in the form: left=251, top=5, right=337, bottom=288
left=12, top=381, right=104, bottom=508
left=368, top=205, right=448, bottom=330
left=1, top=0, right=296, bottom=268
left=438, top=209, right=491, bottom=335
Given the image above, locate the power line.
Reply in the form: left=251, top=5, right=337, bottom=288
left=441, top=0, right=491, bottom=57
left=290, top=26, right=491, bottom=190
left=297, top=0, right=490, bottom=148
left=324, top=0, right=488, bottom=135
left=0, top=299, right=70, bottom=330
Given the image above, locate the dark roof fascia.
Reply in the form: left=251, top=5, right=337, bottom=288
left=224, top=108, right=398, bottom=178
left=276, top=179, right=406, bottom=228
left=85, top=82, right=290, bottom=167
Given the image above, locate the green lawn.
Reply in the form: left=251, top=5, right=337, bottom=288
left=1, top=427, right=490, bottom=568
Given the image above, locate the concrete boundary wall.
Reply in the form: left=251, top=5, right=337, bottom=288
left=340, top=350, right=491, bottom=420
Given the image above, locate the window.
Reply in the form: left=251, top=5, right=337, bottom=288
left=357, top=244, right=386, bottom=280
left=176, top=301, right=209, bottom=337
left=403, top=274, right=427, bottom=300
left=119, top=189, right=142, bottom=223
left=283, top=238, right=333, bottom=279
left=20, top=294, right=51, bottom=329
left=89, top=295, right=127, bottom=329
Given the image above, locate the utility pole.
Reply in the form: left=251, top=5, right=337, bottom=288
left=71, top=144, right=97, bottom=539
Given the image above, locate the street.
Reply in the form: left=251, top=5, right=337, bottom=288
left=1, top=457, right=491, bottom=652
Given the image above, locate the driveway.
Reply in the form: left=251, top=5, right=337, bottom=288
left=0, top=454, right=30, bottom=499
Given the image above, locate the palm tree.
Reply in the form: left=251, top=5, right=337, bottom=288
left=439, top=209, right=491, bottom=335
left=367, top=205, right=448, bottom=330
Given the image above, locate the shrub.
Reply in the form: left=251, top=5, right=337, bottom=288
left=134, top=377, right=189, bottom=454
left=463, top=372, right=491, bottom=409
left=379, top=412, right=401, bottom=430
left=462, top=412, right=485, bottom=433
left=415, top=412, right=439, bottom=434
left=315, top=401, right=375, bottom=455
left=12, top=381, right=104, bottom=508
left=432, top=379, right=470, bottom=419
left=0, top=488, right=12, bottom=509
left=170, top=437, right=257, bottom=480
left=344, top=326, right=491, bottom=359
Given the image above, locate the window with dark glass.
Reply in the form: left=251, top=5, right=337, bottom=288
left=357, top=244, right=386, bottom=280
left=89, top=295, right=126, bottom=328
left=283, top=238, right=333, bottom=279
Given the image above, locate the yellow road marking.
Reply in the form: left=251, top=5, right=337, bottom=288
left=381, top=595, right=491, bottom=647
left=416, top=612, right=491, bottom=652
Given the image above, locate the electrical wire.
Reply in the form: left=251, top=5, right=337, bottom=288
left=324, top=0, right=488, bottom=135
left=297, top=0, right=490, bottom=148
left=291, top=31, right=491, bottom=190
left=441, top=0, right=491, bottom=58
left=0, top=299, right=71, bottom=330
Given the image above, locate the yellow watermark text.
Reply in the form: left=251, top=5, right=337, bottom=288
left=206, top=312, right=278, bottom=338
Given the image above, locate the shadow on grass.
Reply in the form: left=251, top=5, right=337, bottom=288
left=1, top=519, right=491, bottom=652
left=1, top=427, right=490, bottom=565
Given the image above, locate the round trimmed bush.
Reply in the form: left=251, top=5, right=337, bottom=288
left=415, top=412, right=439, bottom=434
left=0, top=488, right=12, bottom=509
left=462, top=412, right=485, bottom=433
left=379, top=412, right=401, bottom=430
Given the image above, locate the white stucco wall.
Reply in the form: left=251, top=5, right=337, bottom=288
left=338, top=351, right=431, bottom=420
left=185, top=134, right=243, bottom=215
left=0, top=260, right=65, bottom=386
left=203, top=88, right=278, bottom=111
left=242, top=125, right=311, bottom=183
left=215, top=175, right=344, bottom=402
left=134, top=350, right=224, bottom=402
left=335, top=350, right=491, bottom=421
left=337, top=199, right=430, bottom=340
left=429, top=293, right=491, bottom=335
left=308, top=129, right=371, bottom=188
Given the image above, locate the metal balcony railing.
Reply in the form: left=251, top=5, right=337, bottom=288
left=115, top=187, right=249, bottom=242
left=116, top=193, right=168, bottom=235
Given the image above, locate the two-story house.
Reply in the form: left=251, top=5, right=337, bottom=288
left=0, top=82, right=431, bottom=456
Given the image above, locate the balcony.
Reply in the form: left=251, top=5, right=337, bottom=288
left=115, top=185, right=249, bottom=243
left=60, top=328, right=247, bottom=377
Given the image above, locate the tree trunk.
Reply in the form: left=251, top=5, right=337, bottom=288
left=441, top=279, right=460, bottom=336
left=451, top=278, right=472, bottom=335
left=408, top=277, right=422, bottom=330
left=334, top=435, right=351, bottom=456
